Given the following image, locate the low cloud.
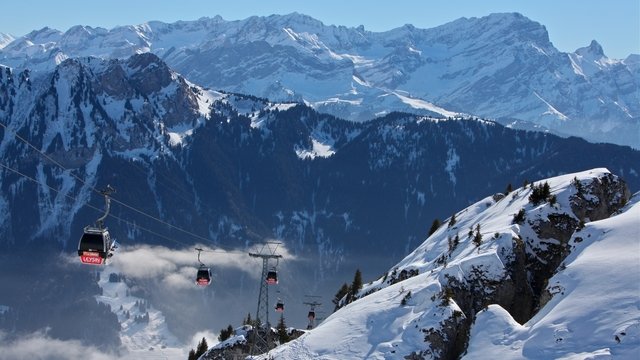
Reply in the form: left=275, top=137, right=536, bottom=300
left=101, top=243, right=296, bottom=291
left=0, top=331, right=118, bottom=360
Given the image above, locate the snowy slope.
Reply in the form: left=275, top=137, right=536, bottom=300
left=0, top=33, right=14, bottom=49
left=0, top=13, right=637, bottom=147
left=465, top=194, right=640, bottom=359
left=262, top=169, right=636, bottom=359
left=95, top=269, right=188, bottom=359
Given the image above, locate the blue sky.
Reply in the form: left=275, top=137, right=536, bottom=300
left=1, top=0, right=638, bottom=59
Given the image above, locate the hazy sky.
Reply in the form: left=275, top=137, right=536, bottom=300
left=1, top=0, right=638, bottom=59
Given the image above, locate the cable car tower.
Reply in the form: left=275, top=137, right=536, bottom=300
left=248, top=242, right=282, bottom=355
left=303, top=295, right=322, bottom=330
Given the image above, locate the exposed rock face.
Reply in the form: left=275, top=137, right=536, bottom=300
left=437, top=172, right=631, bottom=359
left=423, top=312, right=468, bottom=360
left=570, top=172, right=631, bottom=221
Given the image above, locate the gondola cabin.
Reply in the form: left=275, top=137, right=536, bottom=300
left=275, top=300, right=284, bottom=313
left=266, top=269, right=278, bottom=284
left=78, top=227, right=112, bottom=265
left=196, top=266, right=212, bottom=286
left=308, top=310, right=315, bottom=321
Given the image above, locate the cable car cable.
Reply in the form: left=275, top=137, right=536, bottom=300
left=0, top=120, right=247, bottom=253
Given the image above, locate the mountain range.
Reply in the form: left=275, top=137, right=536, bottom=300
left=0, top=13, right=638, bottom=148
left=1, top=53, right=638, bottom=270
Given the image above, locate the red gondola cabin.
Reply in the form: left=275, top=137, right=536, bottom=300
left=196, top=266, right=212, bottom=286
left=266, top=269, right=278, bottom=284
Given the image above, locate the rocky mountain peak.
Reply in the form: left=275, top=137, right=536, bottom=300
left=575, top=39, right=605, bottom=58
left=25, top=26, right=62, bottom=43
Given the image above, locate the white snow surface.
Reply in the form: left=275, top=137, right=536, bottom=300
left=295, top=138, right=336, bottom=159
left=95, top=270, right=188, bottom=359
left=261, top=168, right=640, bottom=359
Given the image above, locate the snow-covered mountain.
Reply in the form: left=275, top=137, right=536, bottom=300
left=1, top=54, right=639, bottom=349
left=1, top=13, right=638, bottom=147
left=1, top=53, right=639, bottom=268
left=263, top=169, right=639, bottom=359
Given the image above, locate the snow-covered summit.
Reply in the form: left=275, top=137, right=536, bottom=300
left=263, top=169, right=637, bottom=359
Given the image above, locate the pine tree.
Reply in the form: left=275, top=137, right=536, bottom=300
left=573, top=176, right=584, bottom=196
left=529, top=181, right=551, bottom=205
left=218, top=324, right=234, bottom=342
left=243, top=312, right=253, bottom=326
left=401, top=291, right=412, bottom=306
left=187, top=349, right=197, bottom=360
left=351, top=269, right=363, bottom=298
left=473, top=224, right=482, bottom=247
left=333, top=283, right=350, bottom=311
left=277, top=314, right=290, bottom=344
left=428, top=219, right=441, bottom=236
left=195, top=337, right=208, bottom=358
left=513, top=208, right=526, bottom=224
left=505, top=183, right=513, bottom=194
left=448, top=213, right=457, bottom=227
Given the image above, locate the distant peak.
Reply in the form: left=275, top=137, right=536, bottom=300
left=588, top=40, right=604, bottom=55
left=576, top=40, right=605, bottom=58
left=624, top=53, right=640, bottom=64
left=267, top=12, right=325, bottom=27
left=26, top=26, right=60, bottom=37
left=439, top=12, right=550, bottom=46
